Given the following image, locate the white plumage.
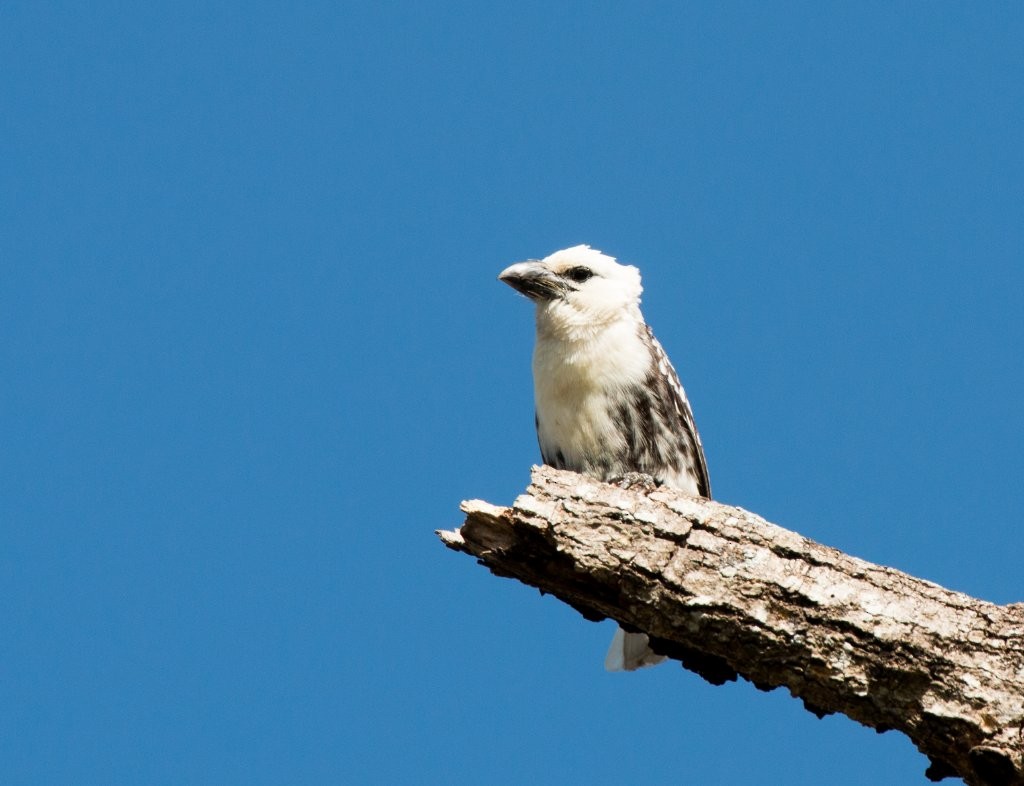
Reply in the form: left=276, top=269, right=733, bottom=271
left=500, top=245, right=710, bottom=671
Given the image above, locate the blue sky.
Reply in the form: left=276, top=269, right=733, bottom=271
left=3, top=3, right=1023, bottom=784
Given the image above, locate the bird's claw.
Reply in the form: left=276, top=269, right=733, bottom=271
left=609, top=472, right=658, bottom=492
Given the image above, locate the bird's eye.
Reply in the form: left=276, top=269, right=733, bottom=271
left=565, top=266, right=594, bottom=283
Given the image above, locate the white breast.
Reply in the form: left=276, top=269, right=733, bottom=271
left=532, top=318, right=650, bottom=473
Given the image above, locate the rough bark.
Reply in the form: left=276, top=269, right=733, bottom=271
left=437, top=466, right=1024, bottom=786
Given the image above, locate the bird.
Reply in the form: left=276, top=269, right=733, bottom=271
left=498, top=244, right=710, bottom=671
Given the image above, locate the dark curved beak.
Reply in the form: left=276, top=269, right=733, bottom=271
left=498, top=261, right=566, bottom=301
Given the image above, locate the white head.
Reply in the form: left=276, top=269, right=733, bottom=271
left=499, top=245, right=644, bottom=338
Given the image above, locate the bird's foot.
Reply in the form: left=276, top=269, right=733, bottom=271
left=608, top=472, right=658, bottom=492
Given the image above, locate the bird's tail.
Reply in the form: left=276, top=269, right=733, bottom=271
left=604, top=627, right=667, bottom=671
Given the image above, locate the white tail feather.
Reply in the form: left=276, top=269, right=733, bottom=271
left=604, top=628, right=667, bottom=671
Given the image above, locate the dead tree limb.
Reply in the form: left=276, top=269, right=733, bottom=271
left=437, top=465, right=1024, bottom=786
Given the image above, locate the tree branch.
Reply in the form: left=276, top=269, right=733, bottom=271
left=438, top=466, right=1024, bottom=786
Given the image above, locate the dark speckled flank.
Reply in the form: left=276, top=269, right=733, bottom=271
left=642, top=326, right=711, bottom=498
left=616, top=330, right=709, bottom=496
left=611, top=372, right=704, bottom=494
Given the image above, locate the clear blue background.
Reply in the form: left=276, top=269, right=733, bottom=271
left=3, top=3, right=1022, bottom=784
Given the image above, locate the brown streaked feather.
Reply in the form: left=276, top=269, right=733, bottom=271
left=643, top=325, right=711, bottom=498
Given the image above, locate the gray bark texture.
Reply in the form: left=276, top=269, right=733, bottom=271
left=437, top=466, right=1024, bottom=786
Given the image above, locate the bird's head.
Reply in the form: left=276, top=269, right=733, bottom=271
left=499, top=245, right=643, bottom=335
